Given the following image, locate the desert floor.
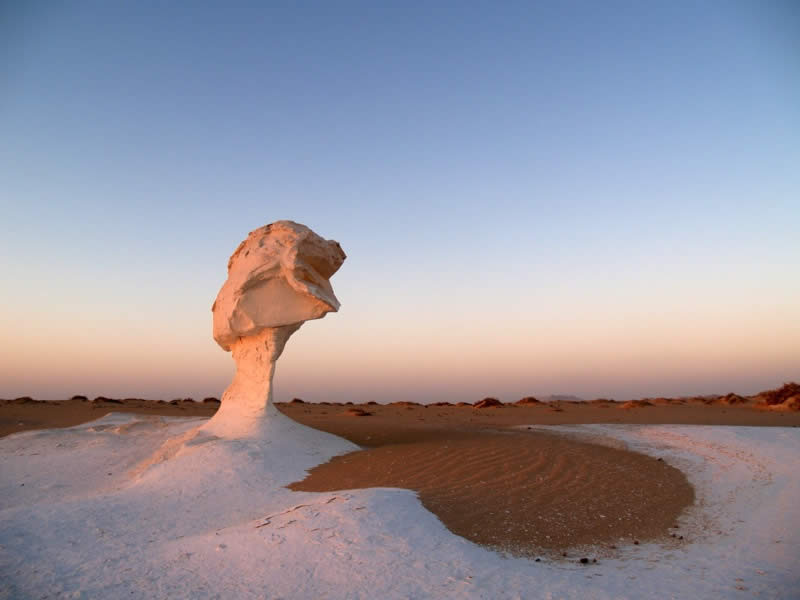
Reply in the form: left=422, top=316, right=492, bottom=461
left=3, top=395, right=799, bottom=440
left=1, top=397, right=798, bottom=598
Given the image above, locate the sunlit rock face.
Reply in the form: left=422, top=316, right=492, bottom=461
left=204, top=221, right=345, bottom=437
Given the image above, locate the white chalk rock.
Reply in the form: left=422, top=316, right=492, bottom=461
left=212, top=221, right=345, bottom=351
left=203, top=221, right=345, bottom=438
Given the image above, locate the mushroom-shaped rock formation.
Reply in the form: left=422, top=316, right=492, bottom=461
left=202, top=221, right=345, bottom=438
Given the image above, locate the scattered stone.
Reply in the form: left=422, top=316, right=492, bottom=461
left=12, top=397, right=36, bottom=404
left=474, top=398, right=503, bottom=409
left=620, top=400, right=653, bottom=409
left=515, top=396, right=541, bottom=406
left=755, top=382, right=800, bottom=411
left=343, top=408, right=372, bottom=417
left=95, top=397, right=123, bottom=404
left=720, top=393, right=748, bottom=405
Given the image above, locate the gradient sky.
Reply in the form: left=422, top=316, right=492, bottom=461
left=1, top=1, right=798, bottom=402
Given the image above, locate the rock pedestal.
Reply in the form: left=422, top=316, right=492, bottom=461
left=202, top=221, right=345, bottom=438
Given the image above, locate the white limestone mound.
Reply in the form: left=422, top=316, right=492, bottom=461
left=204, top=221, right=346, bottom=438
left=2, top=421, right=798, bottom=598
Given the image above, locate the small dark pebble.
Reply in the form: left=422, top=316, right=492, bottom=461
left=592, top=559, right=597, bottom=563
left=20, top=483, right=24, bottom=486
left=610, top=545, right=616, bottom=549
left=107, top=473, right=112, bottom=476
left=633, top=540, right=640, bottom=545
left=657, top=458, right=663, bottom=461
left=580, top=558, right=589, bottom=564
left=679, top=535, right=684, bottom=540
left=562, top=552, right=568, bottom=557
left=535, top=558, right=540, bottom=562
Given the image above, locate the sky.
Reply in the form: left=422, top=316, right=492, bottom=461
left=1, top=1, right=798, bottom=402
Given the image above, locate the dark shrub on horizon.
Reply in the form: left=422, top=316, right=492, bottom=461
left=203, top=397, right=220, bottom=404
left=13, top=396, right=36, bottom=403
left=94, top=396, right=122, bottom=404
left=720, top=393, right=748, bottom=405
left=474, top=397, right=503, bottom=409
left=70, top=395, right=89, bottom=401
left=290, top=398, right=305, bottom=404
left=758, top=382, right=800, bottom=406
left=515, top=396, right=540, bottom=405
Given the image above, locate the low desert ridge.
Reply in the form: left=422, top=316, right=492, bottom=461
left=2, top=382, right=799, bottom=439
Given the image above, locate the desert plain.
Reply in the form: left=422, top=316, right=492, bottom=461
left=2, top=386, right=799, bottom=571
left=2, top=384, right=800, bottom=599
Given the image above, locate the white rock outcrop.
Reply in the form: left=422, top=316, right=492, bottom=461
left=203, top=221, right=345, bottom=437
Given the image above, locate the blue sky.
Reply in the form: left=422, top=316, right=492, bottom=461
left=1, top=1, right=798, bottom=401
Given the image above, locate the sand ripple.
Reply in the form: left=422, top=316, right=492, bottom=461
left=290, top=430, right=694, bottom=556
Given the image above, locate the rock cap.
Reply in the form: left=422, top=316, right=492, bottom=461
left=212, top=221, right=346, bottom=351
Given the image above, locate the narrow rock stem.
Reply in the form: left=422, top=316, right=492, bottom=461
left=201, top=323, right=302, bottom=438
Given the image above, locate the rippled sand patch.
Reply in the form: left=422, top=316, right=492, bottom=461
left=289, top=430, right=694, bottom=556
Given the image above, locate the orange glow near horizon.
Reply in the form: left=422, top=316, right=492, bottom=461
left=4, top=288, right=795, bottom=402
